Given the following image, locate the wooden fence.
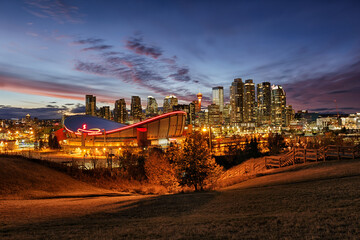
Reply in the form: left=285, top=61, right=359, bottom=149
left=265, top=144, right=360, bottom=168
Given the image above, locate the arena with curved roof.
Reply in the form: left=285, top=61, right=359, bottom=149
left=59, top=111, right=187, bottom=153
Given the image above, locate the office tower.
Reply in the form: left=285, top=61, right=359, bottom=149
left=208, top=104, right=221, bottom=125
left=257, top=82, right=271, bottom=125
left=85, top=95, right=97, bottom=116
left=244, top=79, right=256, bottom=123
left=196, top=92, right=203, bottom=111
left=173, top=104, right=191, bottom=124
left=285, top=105, right=295, bottom=127
left=99, top=106, right=111, bottom=120
left=146, top=96, right=158, bottom=116
left=212, top=86, right=224, bottom=112
left=230, top=78, right=244, bottom=125
left=163, top=95, right=178, bottom=113
left=271, top=85, right=286, bottom=127
left=189, top=102, right=196, bottom=125
left=131, top=96, right=142, bottom=122
left=223, top=103, right=231, bottom=125
left=114, top=99, right=127, bottom=124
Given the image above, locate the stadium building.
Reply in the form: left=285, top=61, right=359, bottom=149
left=58, top=111, right=186, bottom=154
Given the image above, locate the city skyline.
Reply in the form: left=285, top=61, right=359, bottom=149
left=1, top=0, right=360, bottom=119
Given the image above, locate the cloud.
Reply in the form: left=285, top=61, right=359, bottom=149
left=0, top=70, right=118, bottom=103
left=284, top=58, right=360, bottom=113
left=24, top=0, right=83, bottom=24
left=126, top=36, right=162, bottom=59
left=73, top=38, right=104, bottom=45
left=72, top=35, right=209, bottom=103
left=0, top=105, right=67, bottom=119
left=82, top=45, right=113, bottom=51
left=70, top=104, right=85, bottom=113
left=168, top=68, right=191, bottom=82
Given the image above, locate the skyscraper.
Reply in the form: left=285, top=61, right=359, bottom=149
left=208, top=103, right=221, bottom=125
left=114, top=99, right=127, bottom=124
left=163, top=95, right=178, bottom=113
left=196, top=92, right=203, bottom=111
left=271, top=85, right=286, bottom=127
left=85, top=95, right=97, bottom=116
left=173, top=104, right=191, bottom=124
left=257, top=82, right=271, bottom=124
left=285, top=105, right=295, bottom=127
left=131, top=96, right=142, bottom=122
left=99, top=106, right=111, bottom=120
left=212, top=86, right=224, bottom=112
left=146, top=96, right=158, bottom=116
left=189, top=102, right=196, bottom=125
left=230, top=78, right=244, bottom=125
left=244, top=79, right=256, bottom=123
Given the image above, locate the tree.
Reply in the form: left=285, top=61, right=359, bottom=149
left=267, top=133, right=286, bottom=155
left=145, top=148, right=178, bottom=192
left=118, top=151, right=146, bottom=181
left=245, top=138, right=261, bottom=158
left=173, top=131, right=223, bottom=191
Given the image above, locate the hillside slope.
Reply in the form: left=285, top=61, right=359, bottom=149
left=0, top=156, right=114, bottom=199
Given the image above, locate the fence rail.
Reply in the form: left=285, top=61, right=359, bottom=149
left=265, top=144, right=360, bottom=169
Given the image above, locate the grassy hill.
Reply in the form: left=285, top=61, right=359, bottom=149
left=0, top=156, right=113, bottom=199
left=1, top=156, right=360, bottom=239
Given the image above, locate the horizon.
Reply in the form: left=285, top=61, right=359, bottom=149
left=1, top=0, right=360, bottom=119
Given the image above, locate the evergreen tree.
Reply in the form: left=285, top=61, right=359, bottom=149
left=173, top=131, right=223, bottom=191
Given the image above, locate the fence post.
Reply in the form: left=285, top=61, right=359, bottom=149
left=293, top=148, right=295, bottom=165
left=353, top=147, right=355, bottom=160
left=265, top=157, right=267, bottom=168
left=304, top=149, right=306, bottom=163
left=337, top=146, right=340, bottom=160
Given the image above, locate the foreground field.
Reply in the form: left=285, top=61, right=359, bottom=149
left=1, top=157, right=360, bottom=239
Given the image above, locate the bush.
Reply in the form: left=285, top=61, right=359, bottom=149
left=145, top=148, right=179, bottom=192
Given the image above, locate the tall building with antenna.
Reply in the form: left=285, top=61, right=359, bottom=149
left=197, top=92, right=203, bottom=111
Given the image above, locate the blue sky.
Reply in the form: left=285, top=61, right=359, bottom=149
left=0, top=0, right=360, bottom=118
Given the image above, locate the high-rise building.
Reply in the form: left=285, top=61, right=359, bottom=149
left=163, top=95, right=178, bottom=113
left=212, top=86, right=224, bottom=112
left=146, top=96, right=158, bottom=116
left=189, top=102, right=196, bottom=125
left=131, top=96, right=142, bottom=122
left=285, top=105, right=295, bottom=127
left=196, top=92, right=203, bottom=111
left=223, top=103, right=231, bottom=125
left=271, top=85, right=286, bottom=127
left=99, top=106, right=111, bottom=120
left=173, top=104, right=191, bottom=125
left=208, top=104, right=221, bottom=125
left=85, top=95, right=97, bottom=116
left=244, top=79, right=256, bottom=123
left=114, top=99, right=127, bottom=124
left=257, top=82, right=271, bottom=125
left=230, top=78, right=244, bottom=125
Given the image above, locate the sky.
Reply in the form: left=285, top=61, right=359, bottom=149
left=0, top=0, right=360, bottom=119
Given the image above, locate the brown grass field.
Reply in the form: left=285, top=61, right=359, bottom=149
left=1, top=156, right=360, bottom=239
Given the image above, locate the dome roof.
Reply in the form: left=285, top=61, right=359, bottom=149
left=64, top=115, right=126, bottom=133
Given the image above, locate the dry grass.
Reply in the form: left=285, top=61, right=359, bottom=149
left=0, top=156, right=114, bottom=200
left=1, top=156, right=360, bottom=239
